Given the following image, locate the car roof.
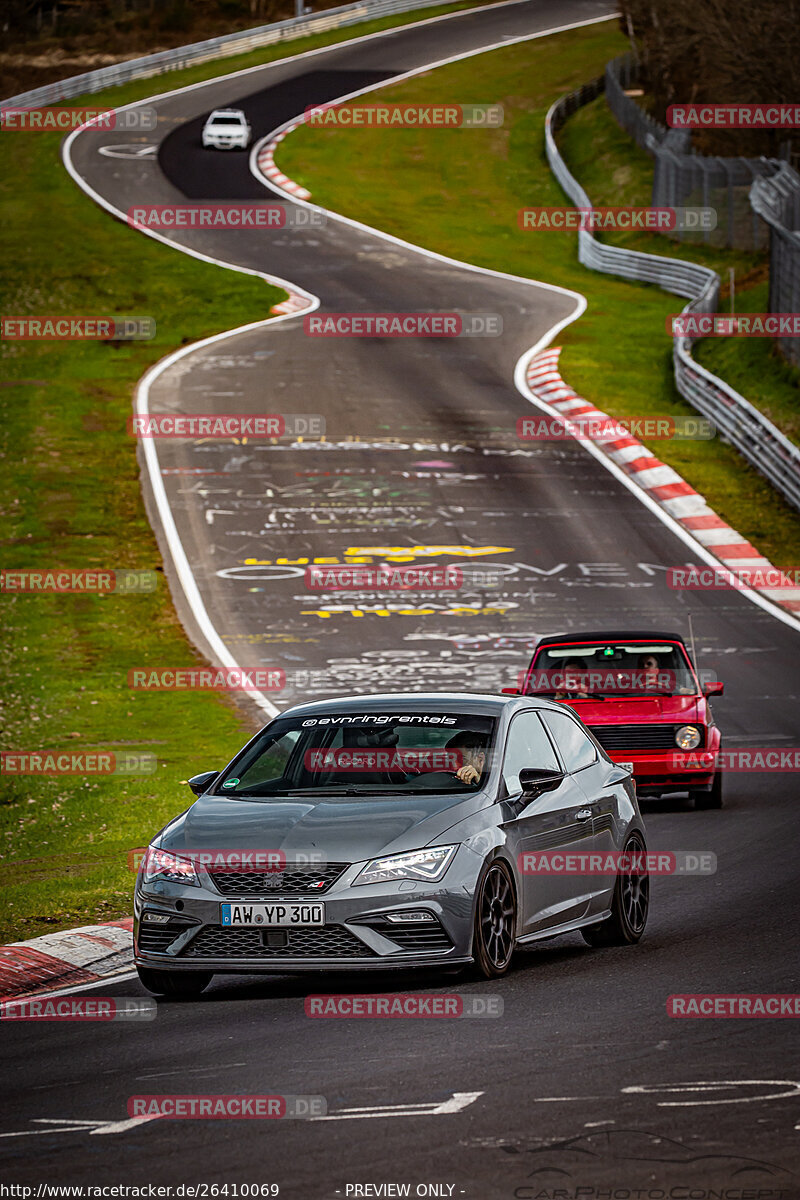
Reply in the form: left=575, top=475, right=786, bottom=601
left=535, top=630, right=687, bottom=646
left=208, top=109, right=246, bottom=117
left=274, top=692, right=559, bottom=718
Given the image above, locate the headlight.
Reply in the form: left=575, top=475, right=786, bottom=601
left=675, top=725, right=702, bottom=750
left=355, top=845, right=458, bottom=886
left=141, top=847, right=199, bottom=887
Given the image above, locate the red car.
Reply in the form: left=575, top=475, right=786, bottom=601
left=505, top=630, right=724, bottom=809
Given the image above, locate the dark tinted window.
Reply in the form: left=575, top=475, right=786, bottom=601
left=215, top=711, right=497, bottom=797
left=541, top=710, right=598, bottom=771
left=502, top=711, right=560, bottom=794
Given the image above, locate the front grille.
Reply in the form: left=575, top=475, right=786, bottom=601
left=137, top=926, right=180, bottom=954
left=589, top=724, right=701, bottom=752
left=208, top=863, right=348, bottom=897
left=182, top=925, right=374, bottom=959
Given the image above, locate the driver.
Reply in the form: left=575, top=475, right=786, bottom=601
left=554, top=658, right=589, bottom=701
left=638, top=652, right=661, bottom=689
left=445, top=730, right=488, bottom=786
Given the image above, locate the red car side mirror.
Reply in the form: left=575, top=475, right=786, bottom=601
left=501, top=687, right=520, bottom=695
left=703, top=680, right=724, bottom=696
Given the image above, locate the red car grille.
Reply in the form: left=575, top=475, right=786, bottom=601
left=589, top=724, right=703, bottom=753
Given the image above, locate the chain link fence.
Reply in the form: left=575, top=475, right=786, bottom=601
left=545, top=86, right=800, bottom=515
left=750, top=164, right=800, bottom=367
left=605, top=53, right=781, bottom=253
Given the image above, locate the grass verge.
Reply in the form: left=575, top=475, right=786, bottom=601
left=278, top=19, right=800, bottom=566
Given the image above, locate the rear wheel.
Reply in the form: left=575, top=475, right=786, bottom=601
left=582, top=832, right=649, bottom=947
left=136, top=966, right=213, bottom=999
left=472, top=860, right=517, bottom=978
left=693, top=770, right=723, bottom=809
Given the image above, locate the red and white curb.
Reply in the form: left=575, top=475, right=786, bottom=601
left=0, top=919, right=133, bottom=1000
left=270, top=290, right=313, bottom=316
left=256, top=126, right=316, bottom=317
left=527, top=348, right=800, bottom=615
left=257, top=125, right=311, bottom=201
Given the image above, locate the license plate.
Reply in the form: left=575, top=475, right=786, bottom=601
left=221, top=902, right=324, bottom=927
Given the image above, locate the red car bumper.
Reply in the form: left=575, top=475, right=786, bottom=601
left=609, top=749, right=718, bottom=793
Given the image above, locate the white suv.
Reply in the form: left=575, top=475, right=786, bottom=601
left=202, top=109, right=252, bottom=150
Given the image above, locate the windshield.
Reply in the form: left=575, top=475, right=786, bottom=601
left=210, top=114, right=245, bottom=124
left=214, top=711, right=498, bottom=798
left=527, top=642, right=702, bottom=698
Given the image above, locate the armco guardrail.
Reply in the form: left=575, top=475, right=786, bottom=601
left=545, top=81, right=800, bottom=515
left=2, top=0, right=457, bottom=108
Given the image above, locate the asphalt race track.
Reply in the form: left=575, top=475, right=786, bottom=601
left=5, top=1, right=800, bottom=1194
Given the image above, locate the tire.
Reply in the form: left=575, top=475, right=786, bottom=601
left=581, top=831, right=649, bottom=947
left=471, top=859, right=517, bottom=978
left=136, top=966, right=213, bottom=998
left=694, top=770, right=723, bottom=809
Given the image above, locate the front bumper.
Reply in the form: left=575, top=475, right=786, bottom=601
left=202, top=136, right=247, bottom=149
left=134, top=855, right=479, bottom=974
left=611, top=749, right=718, bottom=793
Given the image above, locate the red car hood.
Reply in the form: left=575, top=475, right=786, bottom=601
left=559, top=694, right=701, bottom=724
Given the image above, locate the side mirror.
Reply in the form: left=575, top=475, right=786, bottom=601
left=188, top=770, right=219, bottom=797
left=702, top=681, right=724, bottom=697
left=501, top=687, right=520, bottom=695
left=518, top=768, right=564, bottom=796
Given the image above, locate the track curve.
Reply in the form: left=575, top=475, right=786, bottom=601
left=17, top=2, right=800, bottom=1193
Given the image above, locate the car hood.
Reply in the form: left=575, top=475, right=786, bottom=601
left=158, top=790, right=488, bottom=863
left=562, top=694, right=701, bottom=723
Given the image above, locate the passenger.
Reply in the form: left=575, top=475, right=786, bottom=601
left=554, top=658, right=589, bottom=701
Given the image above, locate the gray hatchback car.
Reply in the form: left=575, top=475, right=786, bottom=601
left=134, top=693, right=649, bottom=996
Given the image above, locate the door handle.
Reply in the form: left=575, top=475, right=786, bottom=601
left=575, top=809, right=593, bottom=821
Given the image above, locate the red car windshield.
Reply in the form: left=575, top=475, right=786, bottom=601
left=526, top=641, right=699, bottom=698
